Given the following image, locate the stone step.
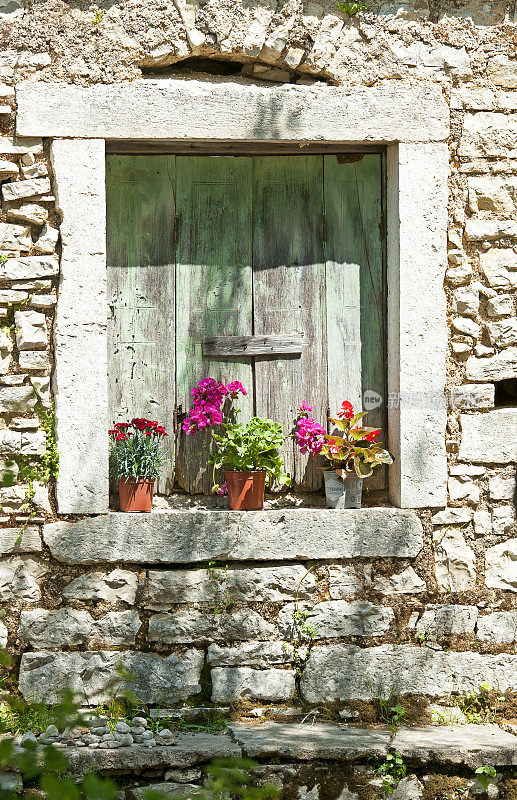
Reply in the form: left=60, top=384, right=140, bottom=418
left=21, top=723, right=517, bottom=777
left=43, top=508, right=423, bottom=565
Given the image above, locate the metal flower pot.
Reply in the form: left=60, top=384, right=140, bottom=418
left=323, top=470, right=363, bottom=509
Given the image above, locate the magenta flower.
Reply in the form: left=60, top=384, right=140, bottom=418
left=217, top=482, right=228, bottom=496
left=295, top=417, right=325, bottom=455
left=297, top=401, right=313, bottom=418
left=182, top=377, right=247, bottom=435
left=227, top=381, right=247, bottom=396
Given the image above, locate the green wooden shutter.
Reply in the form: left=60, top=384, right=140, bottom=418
left=324, top=154, right=386, bottom=488
left=175, top=156, right=254, bottom=494
left=106, top=155, right=176, bottom=493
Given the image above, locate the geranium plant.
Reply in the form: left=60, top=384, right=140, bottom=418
left=182, top=378, right=290, bottom=491
left=294, top=400, right=393, bottom=478
left=109, top=418, right=168, bottom=481
left=210, top=417, right=290, bottom=489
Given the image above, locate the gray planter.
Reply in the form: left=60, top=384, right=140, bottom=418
left=323, top=470, right=363, bottom=509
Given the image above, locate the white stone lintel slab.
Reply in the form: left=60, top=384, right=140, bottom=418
left=16, top=79, right=449, bottom=143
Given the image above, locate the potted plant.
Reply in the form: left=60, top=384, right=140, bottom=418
left=109, top=418, right=168, bottom=512
left=182, top=378, right=290, bottom=510
left=294, top=401, right=393, bottom=508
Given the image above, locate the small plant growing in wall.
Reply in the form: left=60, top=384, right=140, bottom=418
left=207, top=561, right=233, bottom=615
left=375, top=752, right=407, bottom=795
left=334, top=0, right=370, bottom=16
left=282, top=568, right=317, bottom=680
left=474, top=765, right=497, bottom=792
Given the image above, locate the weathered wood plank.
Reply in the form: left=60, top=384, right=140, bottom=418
left=175, top=156, right=253, bottom=494
left=202, top=335, right=304, bottom=357
left=324, top=154, right=386, bottom=490
left=106, top=155, right=176, bottom=493
left=253, top=155, right=326, bottom=491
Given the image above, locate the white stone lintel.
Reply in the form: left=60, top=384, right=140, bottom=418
left=16, top=79, right=449, bottom=143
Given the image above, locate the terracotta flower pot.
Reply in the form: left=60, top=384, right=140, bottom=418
left=225, top=470, right=266, bottom=511
left=118, top=477, right=154, bottom=512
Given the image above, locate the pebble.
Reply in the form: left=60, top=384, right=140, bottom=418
left=130, top=726, right=146, bottom=735
left=91, top=727, right=108, bottom=735
left=20, top=732, right=37, bottom=745
left=114, top=732, right=133, bottom=746
left=81, top=735, right=98, bottom=745
left=44, top=725, right=59, bottom=738
left=132, top=717, right=148, bottom=728
left=116, top=721, right=130, bottom=734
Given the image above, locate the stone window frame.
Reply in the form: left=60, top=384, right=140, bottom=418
left=15, top=78, right=450, bottom=513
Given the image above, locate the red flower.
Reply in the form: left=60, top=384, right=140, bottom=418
left=365, top=429, right=380, bottom=443
left=337, top=401, right=354, bottom=420
left=155, top=426, right=168, bottom=436
left=108, top=429, right=118, bottom=436
left=116, top=432, right=129, bottom=441
left=115, top=422, right=130, bottom=430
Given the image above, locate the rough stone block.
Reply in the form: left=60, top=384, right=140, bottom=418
left=149, top=609, right=275, bottom=644
left=19, top=649, right=204, bottom=705
left=228, top=722, right=390, bottom=760
left=489, top=473, right=515, bottom=500
left=486, top=294, right=514, bottom=317
left=18, top=350, right=50, bottom=371
left=459, top=113, right=517, bottom=158
left=477, top=611, right=517, bottom=643
left=146, top=565, right=317, bottom=606
left=492, top=505, right=516, bottom=536
left=1, top=177, right=51, bottom=201
left=373, top=567, right=426, bottom=594
left=0, top=556, right=47, bottom=602
left=433, top=528, right=476, bottom=591
left=0, top=255, right=58, bottom=281
left=468, top=176, right=517, bottom=214
left=465, top=219, right=517, bottom=241
left=465, top=347, right=517, bottom=381
left=487, top=55, right=517, bottom=89
left=207, top=642, right=296, bottom=667
left=0, top=222, right=31, bottom=251
left=43, top=509, right=423, bottom=564
left=432, top=508, right=472, bottom=525
left=487, top=319, right=517, bottom=347
left=14, top=310, right=47, bottom=350
left=0, top=386, right=37, bottom=414
left=7, top=204, right=48, bottom=225
left=18, top=608, right=141, bottom=648
left=480, top=249, right=517, bottom=289
left=279, top=600, right=394, bottom=639
left=458, top=409, right=517, bottom=463
left=0, top=526, right=41, bottom=553
left=413, top=605, right=478, bottom=637
left=63, top=568, right=138, bottom=604
left=448, top=384, right=494, bottom=410
left=328, top=565, right=362, bottom=598
left=486, top=538, right=517, bottom=591
left=300, top=645, right=517, bottom=701
left=211, top=667, right=295, bottom=702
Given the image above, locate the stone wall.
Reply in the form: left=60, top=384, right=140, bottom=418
left=0, top=0, right=514, bottom=710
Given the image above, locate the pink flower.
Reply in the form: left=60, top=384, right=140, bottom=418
left=295, top=417, right=325, bottom=455
left=227, top=381, right=247, bottom=396
left=217, top=482, right=228, bottom=496
left=297, top=400, right=312, bottom=419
